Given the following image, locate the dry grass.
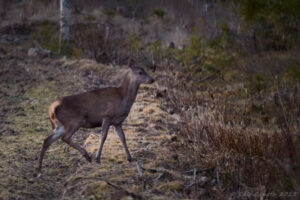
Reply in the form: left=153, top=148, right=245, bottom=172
left=162, top=68, right=300, bottom=199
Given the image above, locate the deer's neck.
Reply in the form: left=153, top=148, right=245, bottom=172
left=120, top=72, right=140, bottom=108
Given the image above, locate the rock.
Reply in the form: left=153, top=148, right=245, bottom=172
left=171, top=114, right=180, bottom=121
left=168, top=41, right=175, bottom=49
left=178, top=44, right=186, bottom=50
left=27, top=47, right=52, bottom=57
left=0, top=34, right=20, bottom=44
left=13, top=37, right=20, bottom=44
left=27, top=48, right=39, bottom=57
left=1, top=34, right=12, bottom=41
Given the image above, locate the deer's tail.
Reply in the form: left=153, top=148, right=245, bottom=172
left=48, top=100, right=61, bottom=130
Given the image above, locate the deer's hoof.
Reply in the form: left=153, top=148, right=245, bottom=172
left=85, top=155, right=92, bottom=163
left=127, top=156, right=132, bottom=162
left=95, top=157, right=101, bottom=164
left=37, top=166, right=42, bottom=172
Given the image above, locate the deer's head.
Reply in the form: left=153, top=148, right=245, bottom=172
left=129, top=60, right=155, bottom=84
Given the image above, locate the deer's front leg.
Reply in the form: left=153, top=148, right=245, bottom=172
left=114, top=124, right=132, bottom=162
left=96, top=119, right=110, bottom=163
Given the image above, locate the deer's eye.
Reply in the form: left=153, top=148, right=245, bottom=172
left=139, top=71, right=143, bottom=75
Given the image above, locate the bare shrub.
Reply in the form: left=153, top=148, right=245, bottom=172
left=163, top=69, right=300, bottom=198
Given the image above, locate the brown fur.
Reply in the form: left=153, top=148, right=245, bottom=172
left=38, top=64, right=154, bottom=170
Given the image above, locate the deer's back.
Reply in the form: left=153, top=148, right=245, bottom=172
left=53, top=87, right=124, bottom=128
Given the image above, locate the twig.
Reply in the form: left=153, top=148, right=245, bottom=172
left=136, top=162, right=143, bottom=177
left=154, top=173, right=164, bottom=181
left=196, top=75, right=217, bottom=83
left=216, top=159, right=220, bottom=185
left=185, top=176, right=209, bottom=189
left=276, top=86, right=289, bottom=128
left=183, top=168, right=213, bottom=175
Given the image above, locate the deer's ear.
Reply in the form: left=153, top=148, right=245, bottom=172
left=129, top=59, right=135, bottom=70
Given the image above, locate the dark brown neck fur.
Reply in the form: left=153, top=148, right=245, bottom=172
left=119, top=72, right=140, bottom=106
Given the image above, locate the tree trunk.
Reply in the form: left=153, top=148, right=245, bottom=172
left=0, top=0, right=7, bottom=20
left=59, top=0, right=70, bottom=53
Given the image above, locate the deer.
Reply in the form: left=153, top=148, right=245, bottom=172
left=38, top=60, right=155, bottom=170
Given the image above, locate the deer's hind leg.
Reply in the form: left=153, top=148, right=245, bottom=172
left=38, top=125, right=65, bottom=170
left=61, top=125, right=92, bottom=163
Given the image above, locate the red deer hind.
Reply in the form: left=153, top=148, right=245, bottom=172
left=38, top=60, right=155, bottom=170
